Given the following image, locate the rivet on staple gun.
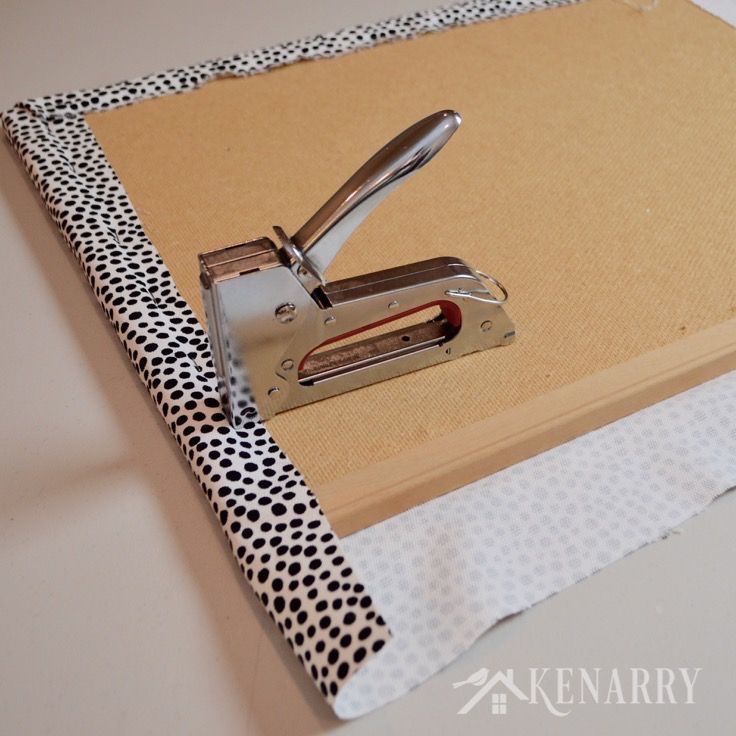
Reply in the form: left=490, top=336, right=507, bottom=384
left=199, top=110, right=516, bottom=425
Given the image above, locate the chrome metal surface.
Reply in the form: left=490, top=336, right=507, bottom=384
left=444, top=272, right=509, bottom=305
left=291, top=110, right=461, bottom=285
left=274, top=303, right=298, bottom=323
left=198, top=111, right=516, bottom=424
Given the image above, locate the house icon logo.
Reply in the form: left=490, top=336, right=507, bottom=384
left=453, top=668, right=529, bottom=715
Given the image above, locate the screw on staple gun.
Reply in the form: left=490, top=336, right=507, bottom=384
left=199, top=110, right=515, bottom=425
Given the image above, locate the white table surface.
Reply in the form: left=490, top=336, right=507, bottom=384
left=2, top=1, right=734, bottom=733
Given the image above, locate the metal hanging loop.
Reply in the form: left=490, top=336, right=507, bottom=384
left=444, top=270, right=509, bottom=305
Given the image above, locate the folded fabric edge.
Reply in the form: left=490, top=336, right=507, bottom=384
left=1, top=100, right=392, bottom=714
left=6, top=0, right=577, bottom=122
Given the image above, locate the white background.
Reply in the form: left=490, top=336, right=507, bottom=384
left=1, top=1, right=735, bottom=733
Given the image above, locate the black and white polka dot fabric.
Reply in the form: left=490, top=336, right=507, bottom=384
left=2, top=0, right=575, bottom=717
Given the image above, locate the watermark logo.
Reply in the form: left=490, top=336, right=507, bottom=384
left=453, top=667, right=701, bottom=717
